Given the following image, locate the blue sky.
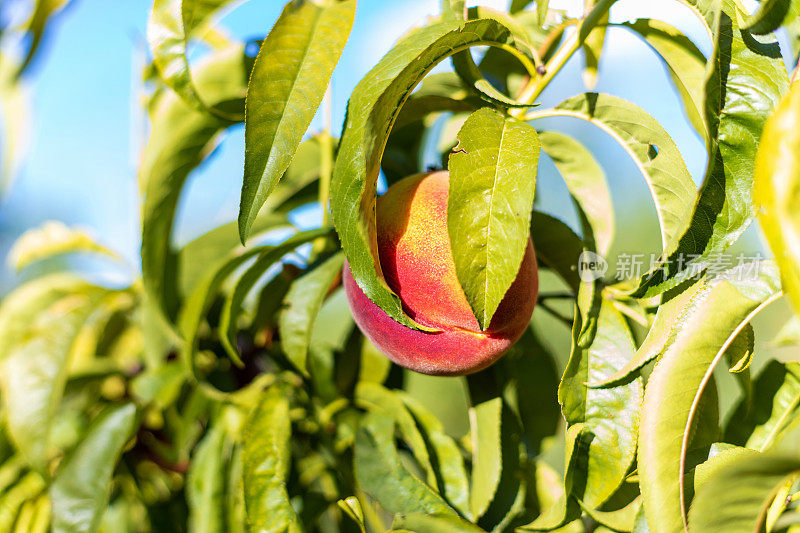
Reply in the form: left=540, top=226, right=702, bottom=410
left=0, top=0, right=788, bottom=291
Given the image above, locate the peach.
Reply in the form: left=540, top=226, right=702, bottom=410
left=342, top=171, right=538, bottom=376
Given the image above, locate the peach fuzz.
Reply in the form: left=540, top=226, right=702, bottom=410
left=342, top=171, right=538, bottom=376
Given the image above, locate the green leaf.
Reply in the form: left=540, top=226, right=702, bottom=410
left=148, top=0, right=242, bottom=117
left=537, top=0, right=549, bottom=25
left=450, top=8, right=539, bottom=108
left=177, top=134, right=328, bottom=298
left=277, top=252, right=345, bottom=375
left=337, top=497, right=366, bottom=532
left=530, top=211, right=583, bottom=294
left=465, top=370, right=528, bottom=526
left=638, top=261, right=782, bottom=532
left=0, top=286, right=108, bottom=473
left=441, top=0, right=466, bottom=24
left=14, top=0, right=71, bottom=78
left=495, top=327, right=561, bottom=457
left=581, top=1, right=608, bottom=89
left=0, top=274, right=95, bottom=362
left=242, top=386, right=300, bottom=532
left=8, top=221, right=118, bottom=272
left=141, top=44, right=250, bottom=320
left=0, top=472, right=46, bottom=532
left=466, top=386, right=503, bottom=520
left=130, top=361, right=186, bottom=410
left=179, top=228, right=330, bottom=380
left=355, top=383, right=436, bottom=486
left=724, top=361, right=800, bottom=451
left=772, top=316, right=800, bottom=346
left=401, top=394, right=471, bottom=518
left=50, top=404, right=138, bottom=533
left=393, top=73, right=477, bottom=130
left=593, top=279, right=704, bottom=387
left=520, top=462, right=583, bottom=532
left=448, top=107, right=539, bottom=329
left=754, top=82, right=800, bottom=317
left=539, top=131, right=613, bottom=256
left=688, top=452, right=800, bottom=532
left=187, top=425, right=228, bottom=533
left=633, top=0, right=788, bottom=297
left=177, top=216, right=291, bottom=301
left=744, top=0, right=800, bottom=34
left=0, top=61, right=30, bottom=198
left=331, top=17, right=536, bottom=330
left=392, top=513, right=485, bottom=532
left=529, top=93, right=697, bottom=252
left=354, top=412, right=455, bottom=517
left=216, top=246, right=333, bottom=369
left=227, top=446, right=247, bottom=533
left=559, top=298, right=643, bottom=508
left=622, top=18, right=707, bottom=139
left=238, top=0, right=355, bottom=242
left=693, top=445, right=759, bottom=490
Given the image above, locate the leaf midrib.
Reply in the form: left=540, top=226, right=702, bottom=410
left=482, top=121, right=509, bottom=328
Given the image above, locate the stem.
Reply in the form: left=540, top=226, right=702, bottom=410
left=514, top=0, right=614, bottom=110
left=518, top=28, right=582, bottom=106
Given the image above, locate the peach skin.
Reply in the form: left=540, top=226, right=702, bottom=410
left=342, top=171, right=538, bottom=376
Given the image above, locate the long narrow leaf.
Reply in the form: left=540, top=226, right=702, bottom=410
left=238, top=0, right=355, bottom=242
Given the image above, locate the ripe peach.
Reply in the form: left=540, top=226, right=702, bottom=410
left=342, top=171, right=538, bottom=376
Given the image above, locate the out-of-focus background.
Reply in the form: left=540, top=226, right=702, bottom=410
left=0, top=0, right=795, bottom=432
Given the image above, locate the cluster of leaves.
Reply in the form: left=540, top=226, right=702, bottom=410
left=1, top=0, right=800, bottom=532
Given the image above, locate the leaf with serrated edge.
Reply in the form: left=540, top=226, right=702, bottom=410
left=331, top=18, right=535, bottom=331
left=448, top=107, right=539, bottom=330
left=529, top=92, right=696, bottom=253
left=638, top=261, right=781, bottom=533
left=560, top=298, right=643, bottom=508
left=633, top=0, right=788, bottom=297
left=238, top=0, right=355, bottom=242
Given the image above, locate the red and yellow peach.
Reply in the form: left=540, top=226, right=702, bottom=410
left=343, top=171, right=538, bottom=376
